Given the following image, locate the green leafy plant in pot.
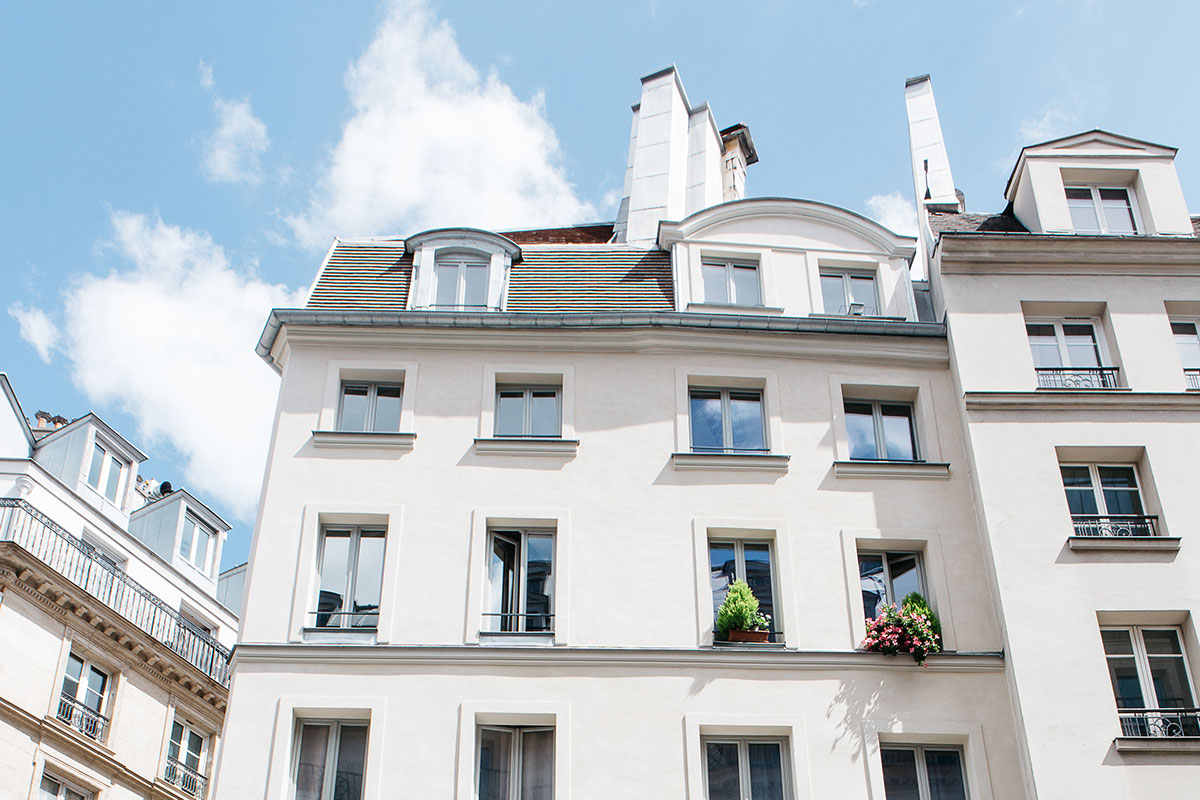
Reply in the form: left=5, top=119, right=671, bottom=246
left=716, top=579, right=772, bottom=643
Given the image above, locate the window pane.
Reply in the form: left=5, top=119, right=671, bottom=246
left=880, top=748, right=921, bottom=800
left=743, top=543, right=775, bottom=634
left=525, top=534, right=554, bottom=632
left=1026, top=323, right=1063, bottom=368
left=880, top=405, right=916, bottom=461
left=333, top=725, right=367, bottom=800
left=464, top=264, right=489, bottom=307
left=372, top=385, right=402, bottom=432
left=1099, top=188, right=1136, bottom=234
left=352, top=533, right=385, bottom=628
left=1098, top=467, right=1143, bottom=515
left=821, top=274, right=846, bottom=314
left=849, top=276, right=877, bottom=315
left=1060, top=466, right=1099, bottom=515
left=520, top=729, right=554, bottom=800
left=40, top=775, right=62, bottom=800
left=705, top=742, right=741, bottom=800
left=530, top=390, right=560, bottom=437
left=1062, top=323, right=1101, bottom=368
left=317, top=531, right=351, bottom=627
left=887, top=553, right=922, bottom=604
left=859, top=554, right=886, bottom=619
left=748, top=742, right=785, bottom=800
left=169, top=720, right=184, bottom=760
left=1149, top=654, right=1195, bottom=708
left=703, top=263, right=729, bottom=304
left=339, top=385, right=369, bottom=432
left=478, top=728, right=512, bottom=800
left=295, top=724, right=330, bottom=800
left=61, top=653, right=83, bottom=698
left=194, top=526, right=211, bottom=571
left=435, top=263, right=459, bottom=307
left=87, top=444, right=105, bottom=488
left=732, top=264, right=760, bottom=305
left=844, top=402, right=877, bottom=460
left=83, top=666, right=107, bottom=713
left=496, top=390, right=526, bottom=436
left=179, top=518, right=195, bottom=560
left=709, top=542, right=736, bottom=623
left=1106, top=645, right=1147, bottom=710
left=729, top=392, right=765, bottom=451
left=486, top=534, right=518, bottom=632
left=689, top=391, right=724, bottom=451
left=1102, top=628, right=1135, bottom=656
left=104, top=457, right=122, bottom=502
left=185, top=729, right=204, bottom=770
left=1066, top=187, right=1100, bottom=233
left=1173, top=322, right=1200, bottom=369
left=924, top=750, right=967, bottom=800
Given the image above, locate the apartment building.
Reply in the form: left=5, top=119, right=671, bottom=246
left=213, top=68, right=1038, bottom=800
left=907, top=76, right=1200, bottom=797
left=0, top=375, right=238, bottom=799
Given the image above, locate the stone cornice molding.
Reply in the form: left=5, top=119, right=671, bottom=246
left=937, top=234, right=1200, bottom=274
left=963, top=391, right=1200, bottom=412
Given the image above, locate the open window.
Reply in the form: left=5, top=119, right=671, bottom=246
left=708, top=538, right=779, bottom=643
left=1102, top=627, right=1199, bottom=738
left=165, top=715, right=210, bottom=797
left=57, top=651, right=112, bottom=743
left=484, top=528, right=555, bottom=634
left=820, top=269, right=878, bottom=316
left=476, top=725, right=554, bottom=799
left=313, top=527, right=386, bottom=630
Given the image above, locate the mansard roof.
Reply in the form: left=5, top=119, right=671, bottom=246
left=928, top=209, right=1029, bottom=236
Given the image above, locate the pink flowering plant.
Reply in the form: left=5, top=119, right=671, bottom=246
left=859, top=599, right=942, bottom=666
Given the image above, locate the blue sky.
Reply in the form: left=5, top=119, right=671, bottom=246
left=3, top=0, right=1197, bottom=569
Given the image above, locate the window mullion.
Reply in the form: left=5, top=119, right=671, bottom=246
left=511, top=729, right=523, bottom=799
left=1090, top=464, right=1106, bottom=516
left=365, top=384, right=378, bottom=430
left=914, top=746, right=932, bottom=800
left=725, top=263, right=735, bottom=302
left=523, top=388, right=533, bottom=436
left=324, top=723, right=340, bottom=800
left=721, top=390, right=733, bottom=450
left=739, top=740, right=751, bottom=800
left=516, top=532, right=528, bottom=631
left=1091, top=187, right=1106, bottom=234
left=344, top=529, right=361, bottom=629
left=872, top=401, right=886, bottom=459
left=735, top=541, right=746, bottom=582
left=1131, top=628, right=1157, bottom=708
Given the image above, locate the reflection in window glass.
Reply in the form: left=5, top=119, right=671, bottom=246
left=484, top=530, right=555, bottom=633
left=314, top=528, right=386, bottom=629
left=705, top=742, right=740, bottom=800
left=1066, top=186, right=1100, bottom=233
left=704, top=739, right=788, bottom=800
left=87, top=444, right=105, bottom=488
left=373, top=386, right=402, bottom=432
left=859, top=552, right=925, bottom=619
left=703, top=263, right=729, bottom=304
left=689, top=389, right=764, bottom=453
left=881, top=747, right=966, bottom=800
left=1099, top=188, right=1136, bottom=235
left=709, top=540, right=777, bottom=639
left=844, top=400, right=918, bottom=462
left=689, top=391, right=725, bottom=452
left=295, top=722, right=367, bottom=800
left=732, top=265, right=761, bottom=306
left=495, top=387, right=561, bottom=437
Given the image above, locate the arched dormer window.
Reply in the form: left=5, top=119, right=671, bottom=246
left=406, top=228, right=522, bottom=312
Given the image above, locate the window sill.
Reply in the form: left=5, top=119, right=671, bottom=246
left=311, top=430, right=416, bottom=450
left=808, top=313, right=907, bottom=322
left=1068, top=536, right=1181, bottom=552
left=301, top=627, right=378, bottom=644
left=686, top=302, right=785, bottom=315
left=473, top=437, right=579, bottom=456
left=671, top=452, right=790, bottom=472
left=479, top=632, right=556, bottom=646
left=1115, top=736, right=1200, bottom=753
left=832, top=460, right=950, bottom=479
left=711, top=640, right=786, bottom=650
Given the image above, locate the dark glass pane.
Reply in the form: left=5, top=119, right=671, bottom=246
left=352, top=533, right=385, bottom=628
left=1062, top=324, right=1101, bottom=368
left=844, top=402, right=877, bottom=460
left=1101, top=629, right=1135, bottom=655
left=520, top=729, right=554, bottom=800
left=709, top=542, right=736, bottom=623
left=339, top=385, right=369, bottom=432
left=486, top=534, right=519, bottom=632
left=61, top=653, right=83, bottom=698
left=295, top=724, right=330, bottom=800
left=820, top=274, right=845, bottom=314
left=1107, top=656, right=1146, bottom=709
left=478, top=728, right=512, bottom=800
left=859, top=554, right=886, bottom=619
left=1098, top=467, right=1142, bottom=515
left=525, top=534, right=554, bottom=632
left=1026, top=324, right=1063, bottom=368
left=703, top=263, right=729, bottom=304
left=705, top=742, right=740, bottom=800
left=496, top=390, right=526, bottom=436
left=748, top=742, right=785, bottom=800
left=880, top=405, right=916, bottom=461
left=729, top=392, right=765, bottom=451
left=1099, top=188, right=1136, bottom=234
left=743, top=543, right=775, bottom=633
left=880, top=748, right=921, bottom=800
left=169, top=721, right=184, bottom=761
left=317, top=531, right=351, bottom=627
left=1060, top=466, right=1099, bottom=515
left=887, top=553, right=922, bottom=604
left=333, top=725, right=367, bottom=800
left=372, top=385, right=402, bottom=432
left=690, top=391, right=724, bottom=451
left=924, top=750, right=967, bottom=800
left=1149, top=656, right=1195, bottom=708
left=530, top=391, right=560, bottom=437
left=732, top=265, right=760, bottom=306
left=1143, top=629, right=1184, bottom=656
left=82, top=666, right=107, bottom=714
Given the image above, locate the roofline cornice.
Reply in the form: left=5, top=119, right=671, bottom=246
left=405, top=227, right=522, bottom=260
left=935, top=232, right=1200, bottom=274
left=34, top=412, right=148, bottom=463
left=657, top=197, right=917, bottom=256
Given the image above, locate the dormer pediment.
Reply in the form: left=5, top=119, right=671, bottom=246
left=406, top=228, right=521, bottom=311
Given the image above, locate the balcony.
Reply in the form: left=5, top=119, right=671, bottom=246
left=1186, top=369, right=1200, bottom=390
left=0, top=498, right=231, bottom=685
left=56, top=693, right=110, bottom=743
left=1071, top=514, right=1159, bottom=538
left=1119, top=708, right=1200, bottom=738
left=1036, top=367, right=1120, bottom=389
left=163, top=757, right=209, bottom=797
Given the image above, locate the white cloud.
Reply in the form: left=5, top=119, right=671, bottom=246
left=8, top=303, right=59, bottom=363
left=45, top=211, right=305, bottom=520
left=198, top=59, right=214, bottom=90
left=286, top=0, right=594, bottom=248
left=202, top=97, right=270, bottom=186
left=1018, top=103, right=1078, bottom=144
left=864, top=192, right=918, bottom=236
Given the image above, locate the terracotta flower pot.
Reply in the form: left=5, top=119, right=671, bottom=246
left=727, top=629, right=770, bottom=643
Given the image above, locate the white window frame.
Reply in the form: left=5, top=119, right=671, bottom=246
left=858, top=549, right=926, bottom=618
left=85, top=439, right=127, bottom=505
left=474, top=725, right=556, bottom=799
left=337, top=381, right=404, bottom=432
left=39, top=771, right=92, bottom=800
left=433, top=253, right=491, bottom=310
left=820, top=269, right=879, bottom=316
left=708, top=537, right=781, bottom=639
left=1102, top=626, right=1198, bottom=711
left=165, top=715, right=210, bottom=793
left=79, top=532, right=126, bottom=572
left=484, top=527, right=556, bottom=633
left=313, top=525, right=387, bottom=630
left=1024, top=317, right=1112, bottom=368
left=290, top=719, right=369, bottom=800
left=494, top=385, right=563, bottom=438
left=57, top=650, right=112, bottom=741
left=1059, top=462, right=1146, bottom=516
left=1169, top=318, right=1200, bottom=387
left=701, top=258, right=762, bottom=306
left=700, top=736, right=793, bottom=800
left=179, top=513, right=216, bottom=575
left=843, top=399, right=920, bottom=462
left=688, top=387, right=769, bottom=454
left=1064, top=184, right=1141, bottom=234
left=879, top=745, right=969, bottom=800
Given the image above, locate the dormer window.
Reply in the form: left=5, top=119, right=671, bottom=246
left=434, top=253, right=490, bottom=309
left=1065, top=186, right=1137, bottom=235
left=86, top=442, right=126, bottom=505
left=407, top=229, right=521, bottom=312
left=701, top=258, right=761, bottom=306
left=180, top=513, right=215, bottom=575
left=820, top=270, right=878, bottom=316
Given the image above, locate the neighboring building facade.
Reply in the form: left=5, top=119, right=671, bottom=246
left=0, top=375, right=238, bottom=799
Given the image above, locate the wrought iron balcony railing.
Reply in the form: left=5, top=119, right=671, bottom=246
left=163, top=757, right=209, bottom=797
left=56, top=693, right=110, bottom=742
left=1119, top=708, right=1200, bottom=738
left=1036, top=367, right=1120, bottom=389
left=1186, top=369, right=1200, bottom=390
left=481, top=612, right=555, bottom=633
left=0, top=499, right=231, bottom=685
left=1071, top=514, right=1159, bottom=538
